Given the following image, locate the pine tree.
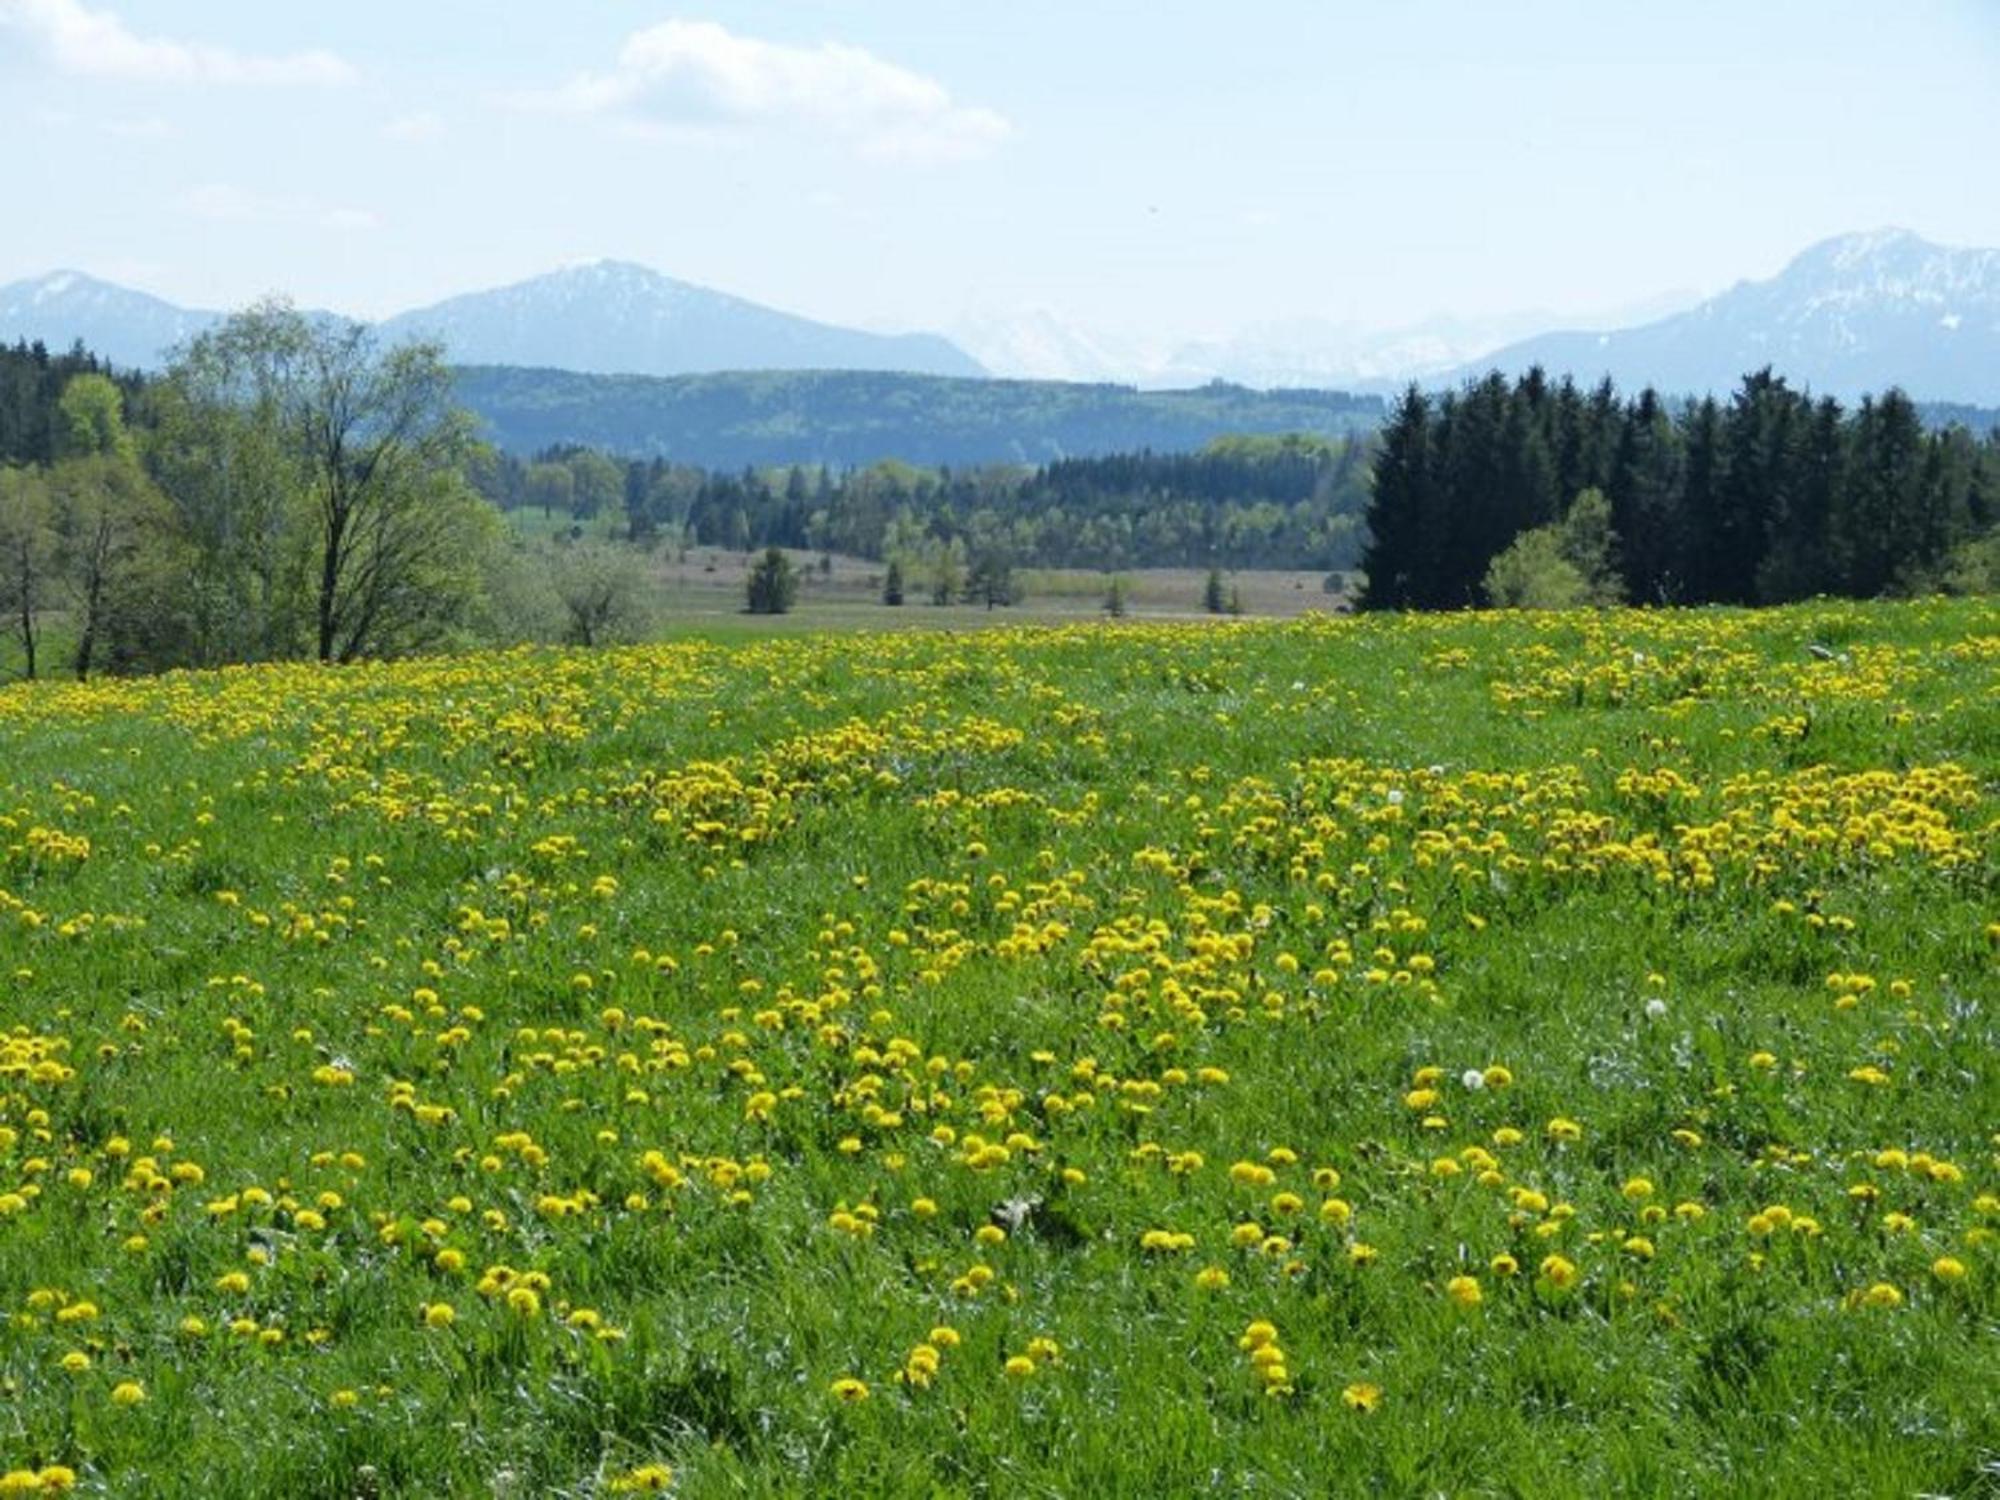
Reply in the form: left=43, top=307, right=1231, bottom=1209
left=745, top=547, right=797, bottom=614
left=1203, top=566, right=1226, bottom=614
left=1677, top=397, right=1728, bottom=602
left=882, top=558, right=905, bottom=606
left=1714, top=369, right=1801, bottom=604
left=1610, top=388, right=1685, bottom=602
left=1436, top=375, right=1513, bottom=606
left=1357, top=386, right=1435, bottom=610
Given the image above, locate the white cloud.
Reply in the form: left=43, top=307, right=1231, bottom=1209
left=540, top=19, right=1009, bottom=163
left=184, top=183, right=379, bottom=233
left=381, top=112, right=445, bottom=143
left=0, top=0, right=353, bottom=85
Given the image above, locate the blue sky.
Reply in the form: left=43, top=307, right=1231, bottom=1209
left=1, top=0, right=1996, bottom=340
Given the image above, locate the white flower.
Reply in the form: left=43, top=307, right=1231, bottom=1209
left=1461, top=1069, right=1486, bottom=1091
left=1386, top=789, right=1405, bottom=807
left=1644, top=998, right=1668, bottom=1019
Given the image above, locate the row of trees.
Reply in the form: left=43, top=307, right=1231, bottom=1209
left=472, top=433, right=1374, bottom=573
left=1361, top=369, right=2000, bottom=609
left=0, top=310, right=497, bottom=679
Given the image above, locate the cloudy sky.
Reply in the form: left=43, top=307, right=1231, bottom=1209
left=2, top=0, right=1997, bottom=341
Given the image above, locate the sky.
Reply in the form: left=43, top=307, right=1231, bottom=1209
left=2, top=0, right=1997, bottom=345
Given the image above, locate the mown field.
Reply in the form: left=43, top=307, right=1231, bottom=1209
left=0, top=600, right=1995, bottom=1498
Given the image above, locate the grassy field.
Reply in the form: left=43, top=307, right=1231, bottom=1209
left=0, top=600, right=1995, bottom=1497
left=496, top=513, right=1347, bottom=629
left=642, top=548, right=1345, bottom=626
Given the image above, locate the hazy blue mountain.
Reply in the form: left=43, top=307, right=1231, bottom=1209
left=451, top=366, right=1382, bottom=467
left=377, top=261, right=984, bottom=378
left=2, top=261, right=984, bottom=379
left=0, top=271, right=216, bottom=369
left=1440, top=229, right=2000, bottom=403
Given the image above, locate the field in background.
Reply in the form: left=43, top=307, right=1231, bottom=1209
left=645, top=547, right=1346, bottom=626
left=503, top=506, right=1351, bottom=628
left=0, top=600, right=1994, bottom=1496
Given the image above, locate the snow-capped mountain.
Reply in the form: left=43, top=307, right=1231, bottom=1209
left=1439, top=229, right=2000, bottom=402
left=6, top=231, right=1994, bottom=398
left=1165, top=312, right=1566, bottom=390
left=0, top=271, right=216, bottom=368
left=949, top=307, right=1167, bottom=386
left=957, top=294, right=1706, bottom=390
left=0, top=262, right=984, bottom=378
left=377, top=261, right=983, bottom=378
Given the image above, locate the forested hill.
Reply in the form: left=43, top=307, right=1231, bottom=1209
left=450, top=366, right=1384, bottom=466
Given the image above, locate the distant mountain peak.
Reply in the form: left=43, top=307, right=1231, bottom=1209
left=542, top=258, right=678, bottom=284
left=379, top=261, right=981, bottom=378
left=1442, top=227, right=2000, bottom=403
left=1796, top=226, right=1925, bottom=261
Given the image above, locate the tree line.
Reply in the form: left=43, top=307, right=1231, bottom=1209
left=1361, top=369, right=2000, bottom=610
left=0, top=311, right=495, bottom=680
left=471, top=431, right=1373, bottom=574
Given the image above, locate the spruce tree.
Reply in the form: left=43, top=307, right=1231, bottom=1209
left=745, top=547, right=797, bottom=614
left=1357, top=386, right=1435, bottom=610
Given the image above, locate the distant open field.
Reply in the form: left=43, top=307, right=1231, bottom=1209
left=0, top=600, right=1995, bottom=1497
left=501, top=514, right=1349, bottom=628
left=633, top=541, right=1347, bottom=629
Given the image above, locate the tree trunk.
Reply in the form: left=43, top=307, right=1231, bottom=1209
left=317, top=506, right=346, bottom=664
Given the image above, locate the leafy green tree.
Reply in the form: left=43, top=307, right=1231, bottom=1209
left=0, top=466, right=56, bottom=678
left=1484, top=489, right=1622, bottom=610
left=552, top=542, right=652, bottom=645
left=1104, top=577, right=1129, bottom=617
left=57, top=373, right=137, bottom=463
left=48, top=455, right=185, bottom=678
left=526, top=463, right=575, bottom=520
left=929, top=542, right=963, bottom=606
left=1939, top=526, right=2000, bottom=595
left=745, top=547, right=797, bottom=614
left=147, top=319, right=313, bottom=665
left=1483, top=527, right=1589, bottom=609
left=966, top=550, right=1014, bottom=609
left=1559, top=488, right=1624, bottom=604
left=160, top=303, right=490, bottom=664
left=564, top=449, right=625, bottom=520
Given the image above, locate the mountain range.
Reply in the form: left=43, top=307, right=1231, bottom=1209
left=1427, top=229, right=2000, bottom=403
left=0, top=262, right=985, bottom=379
left=3, top=228, right=1998, bottom=407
